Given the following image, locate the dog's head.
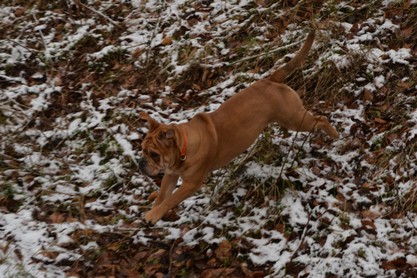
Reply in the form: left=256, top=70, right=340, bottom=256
left=139, top=112, right=183, bottom=176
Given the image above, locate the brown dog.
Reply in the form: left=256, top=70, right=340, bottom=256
left=139, top=30, right=338, bottom=224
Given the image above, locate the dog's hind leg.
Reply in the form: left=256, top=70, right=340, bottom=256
left=285, top=109, right=339, bottom=139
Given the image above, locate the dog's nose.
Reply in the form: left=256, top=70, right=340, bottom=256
left=138, top=158, right=147, bottom=172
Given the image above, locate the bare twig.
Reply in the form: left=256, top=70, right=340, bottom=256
left=168, top=237, right=180, bottom=276
left=277, top=111, right=313, bottom=180
left=2, top=38, right=41, bottom=54
left=32, top=14, right=48, bottom=52
left=289, top=208, right=311, bottom=261
left=78, top=2, right=123, bottom=29
left=200, top=40, right=305, bottom=69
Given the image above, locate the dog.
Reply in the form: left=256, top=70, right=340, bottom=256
left=139, top=30, right=338, bottom=224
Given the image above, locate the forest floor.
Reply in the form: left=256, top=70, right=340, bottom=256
left=1, top=0, right=417, bottom=277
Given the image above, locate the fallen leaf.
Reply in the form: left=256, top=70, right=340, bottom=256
left=162, top=37, right=173, bottom=45
left=386, top=132, right=400, bottom=143
left=400, top=26, right=413, bottom=38
left=107, top=242, right=122, bottom=252
left=350, top=23, right=360, bottom=35
left=40, top=250, right=59, bottom=260
left=275, top=223, right=285, bottom=233
left=14, top=7, right=25, bottom=17
left=214, top=240, right=232, bottom=262
left=285, top=261, right=307, bottom=276
left=240, top=263, right=254, bottom=277
left=363, top=89, right=374, bottom=102
left=149, top=249, right=166, bottom=261
left=381, top=257, right=409, bottom=270
left=361, top=219, right=377, bottom=234
left=207, top=257, right=219, bottom=267
left=134, top=251, right=148, bottom=261
left=201, top=268, right=235, bottom=278
left=49, top=212, right=66, bottom=223
left=144, top=263, right=162, bottom=276
left=360, top=209, right=380, bottom=220
left=373, top=117, right=386, bottom=124
left=255, top=0, right=267, bottom=7
left=398, top=79, right=412, bottom=89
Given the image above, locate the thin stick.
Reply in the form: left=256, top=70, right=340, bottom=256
left=278, top=111, right=310, bottom=180
left=289, top=209, right=311, bottom=261
left=288, top=119, right=318, bottom=172
left=2, top=38, right=40, bottom=54
left=200, top=40, right=303, bottom=69
left=79, top=2, right=123, bottom=29
left=168, top=237, right=180, bottom=276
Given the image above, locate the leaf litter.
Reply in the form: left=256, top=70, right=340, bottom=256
left=1, top=0, right=417, bottom=277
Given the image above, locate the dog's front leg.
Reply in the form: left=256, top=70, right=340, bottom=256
left=144, top=177, right=203, bottom=224
left=153, top=173, right=179, bottom=207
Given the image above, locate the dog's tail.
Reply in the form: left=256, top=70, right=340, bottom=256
left=269, top=30, right=315, bottom=83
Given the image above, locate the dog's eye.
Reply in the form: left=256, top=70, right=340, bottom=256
left=149, top=151, right=160, bottom=161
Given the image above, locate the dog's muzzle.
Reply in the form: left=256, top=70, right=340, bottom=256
left=138, top=158, right=148, bottom=173
left=138, top=158, right=161, bottom=177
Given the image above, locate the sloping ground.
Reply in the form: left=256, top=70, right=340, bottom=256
left=1, top=0, right=417, bottom=277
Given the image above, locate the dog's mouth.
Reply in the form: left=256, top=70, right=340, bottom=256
left=138, top=157, right=162, bottom=177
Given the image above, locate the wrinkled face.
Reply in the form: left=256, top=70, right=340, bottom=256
left=139, top=112, right=179, bottom=176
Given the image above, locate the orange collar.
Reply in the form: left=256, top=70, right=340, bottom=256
left=180, top=129, right=187, bottom=161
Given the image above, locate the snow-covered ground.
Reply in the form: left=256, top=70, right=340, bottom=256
left=1, top=0, right=417, bottom=277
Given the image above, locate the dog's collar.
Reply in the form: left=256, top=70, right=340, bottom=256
left=180, top=129, right=187, bottom=161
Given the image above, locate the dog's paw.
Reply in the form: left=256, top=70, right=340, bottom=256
left=144, top=210, right=161, bottom=224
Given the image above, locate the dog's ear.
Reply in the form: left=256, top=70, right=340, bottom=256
left=157, top=128, right=176, bottom=146
left=140, top=112, right=160, bottom=131
left=165, top=129, right=175, bottom=139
